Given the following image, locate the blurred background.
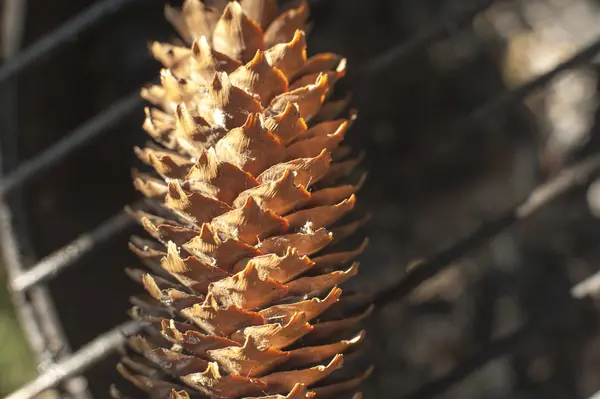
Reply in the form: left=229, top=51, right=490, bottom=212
left=2, top=0, right=600, bottom=398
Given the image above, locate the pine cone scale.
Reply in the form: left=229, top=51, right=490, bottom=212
left=113, top=1, right=371, bottom=398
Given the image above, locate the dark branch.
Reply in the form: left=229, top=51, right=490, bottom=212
left=360, top=0, right=495, bottom=74
left=4, top=321, right=144, bottom=399
left=11, top=208, right=138, bottom=292
left=406, top=327, right=531, bottom=399
left=371, top=154, right=600, bottom=309
left=404, top=238, right=600, bottom=399
left=0, top=92, right=141, bottom=197
left=0, top=0, right=142, bottom=84
left=432, top=33, right=600, bottom=156
left=0, top=1, right=94, bottom=396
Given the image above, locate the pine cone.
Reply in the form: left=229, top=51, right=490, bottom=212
left=113, top=1, right=371, bottom=398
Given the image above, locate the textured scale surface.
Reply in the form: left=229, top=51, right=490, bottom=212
left=113, top=1, right=371, bottom=398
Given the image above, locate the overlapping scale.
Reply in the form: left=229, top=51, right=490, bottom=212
left=113, top=1, right=371, bottom=398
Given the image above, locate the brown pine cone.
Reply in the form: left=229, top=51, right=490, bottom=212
left=112, top=1, right=371, bottom=398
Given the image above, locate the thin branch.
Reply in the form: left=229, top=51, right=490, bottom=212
left=371, top=154, right=600, bottom=309
left=0, top=0, right=48, bottom=361
left=0, top=91, right=142, bottom=197
left=4, top=321, right=144, bottom=399
left=0, top=0, right=142, bottom=84
left=11, top=207, right=138, bottom=292
left=406, top=327, right=531, bottom=399
left=0, top=1, right=92, bottom=397
left=572, top=270, right=600, bottom=299
left=0, top=175, right=91, bottom=398
left=0, top=201, right=47, bottom=358
left=359, top=0, right=495, bottom=75
left=430, top=33, right=600, bottom=158
left=1, top=0, right=27, bottom=58
left=405, top=242, right=600, bottom=399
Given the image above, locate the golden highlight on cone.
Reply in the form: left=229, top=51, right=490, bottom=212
left=114, top=1, right=372, bottom=398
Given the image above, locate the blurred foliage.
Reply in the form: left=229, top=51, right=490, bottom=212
left=0, top=269, right=36, bottom=396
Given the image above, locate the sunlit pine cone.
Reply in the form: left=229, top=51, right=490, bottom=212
left=112, top=1, right=372, bottom=398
